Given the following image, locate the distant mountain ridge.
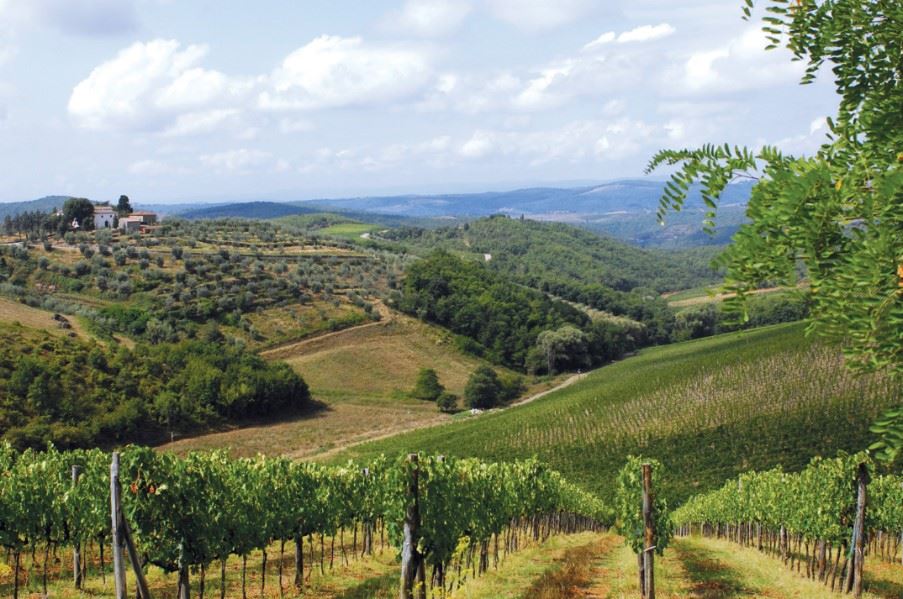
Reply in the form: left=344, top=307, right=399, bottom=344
left=0, top=196, right=72, bottom=219
left=3, top=180, right=752, bottom=247
left=178, top=201, right=317, bottom=220
left=302, top=180, right=753, bottom=218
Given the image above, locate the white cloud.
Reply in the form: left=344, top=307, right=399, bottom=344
left=200, top=148, right=272, bottom=172
left=68, top=39, right=251, bottom=132
left=809, top=116, right=827, bottom=135
left=582, top=32, right=615, bottom=52
left=678, top=28, right=804, bottom=94
left=128, top=159, right=186, bottom=176
left=387, top=0, right=472, bottom=37
left=513, top=52, right=640, bottom=110
left=617, top=23, right=674, bottom=43
left=460, top=131, right=494, bottom=158
left=163, top=109, right=239, bottom=137
left=259, top=36, right=433, bottom=110
left=456, top=118, right=662, bottom=165
left=279, top=117, right=315, bottom=134
left=486, top=0, right=592, bottom=31
left=773, top=118, right=830, bottom=155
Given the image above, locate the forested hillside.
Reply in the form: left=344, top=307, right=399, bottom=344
left=384, top=215, right=722, bottom=292
left=0, top=324, right=308, bottom=449
left=397, top=251, right=637, bottom=371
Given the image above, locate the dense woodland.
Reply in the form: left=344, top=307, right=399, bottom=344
left=384, top=215, right=722, bottom=291
left=398, top=250, right=806, bottom=373
left=0, top=326, right=309, bottom=449
left=399, top=251, right=658, bottom=372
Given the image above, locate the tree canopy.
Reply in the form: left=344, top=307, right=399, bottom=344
left=116, top=194, right=133, bottom=215
left=464, top=366, right=503, bottom=410
left=648, top=0, right=902, bottom=461
left=411, top=368, right=444, bottom=401
left=60, top=198, right=94, bottom=232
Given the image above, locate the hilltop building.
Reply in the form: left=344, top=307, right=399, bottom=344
left=93, top=205, right=115, bottom=229
left=117, top=210, right=158, bottom=233
left=129, top=211, right=158, bottom=225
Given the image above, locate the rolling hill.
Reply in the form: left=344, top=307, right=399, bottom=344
left=160, top=308, right=562, bottom=460
left=328, top=323, right=901, bottom=503
left=178, top=201, right=318, bottom=220
left=306, top=180, right=753, bottom=217
left=0, top=195, right=72, bottom=219
left=383, top=215, right=722, bottom=293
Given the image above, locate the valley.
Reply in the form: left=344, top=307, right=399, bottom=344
left=1, top=1, right=900, bottom=595
left=0, top=193, right=896, bottom=599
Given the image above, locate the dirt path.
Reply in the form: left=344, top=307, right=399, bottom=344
left=260, top=300, right=394, bottom=360
left=513, top=371, right=587, bottom=408
left=310, top=369, right=590, bottom=461
left=523, top=535, right=621, bottom=598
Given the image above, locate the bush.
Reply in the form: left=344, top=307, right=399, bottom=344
left=499, top=374, right=526, bottom=403
left=464, top=366, right=502, bottom=409
left=0, top=332, right=310, bottom=449
left=411, top=368, right=444, bottom=401
left=437, top=393, right=458, bottom=413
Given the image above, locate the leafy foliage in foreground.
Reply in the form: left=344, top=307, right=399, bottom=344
left=648, top=0, right=903, bottom=457
left=0, top=446, right=607, bottom=594
left=0, top=326, right=309, bottom=449
left=615, top=456, right=673, bottom=556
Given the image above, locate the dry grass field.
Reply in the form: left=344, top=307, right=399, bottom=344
left=162, top=311, right=457, bottom=458
left=164, top=309, right=563, bottom=460
left=0, top=296, right=91, bottom=339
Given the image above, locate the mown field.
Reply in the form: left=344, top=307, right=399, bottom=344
left=331, top=323, right=901, bottom=502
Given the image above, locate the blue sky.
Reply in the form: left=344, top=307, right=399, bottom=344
left=0, top=0, right=837, bottom=203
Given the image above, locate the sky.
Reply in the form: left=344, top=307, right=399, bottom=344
left=0, top=0, right=839, bottom=203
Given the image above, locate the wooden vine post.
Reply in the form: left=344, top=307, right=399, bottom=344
left=111, top=453, right=129, bottom=599
left=110, top=452, right=153, bottom=599
left=642, top=463, right=655, bottom=599
left=400, top=454, right=423, bottom=599
left=72, top=465, right=82, bottom=589
left=851, top=462, right=869, bottom=598
left=362, top=467, right=373, bottom=556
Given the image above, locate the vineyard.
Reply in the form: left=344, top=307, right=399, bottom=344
left=0, top=445, right=607, bottom=599
left=673, top=453, right=903, bottom=595
left=334, top=323, right=902, bottom=502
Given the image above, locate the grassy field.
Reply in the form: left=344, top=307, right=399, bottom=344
left=223, top=300, right=371, bottom=349
left=164, top=310, right=561, bottom=459
left=10, top=531, right=898, bottom=599
left=0, top=296, right=92, bottom=339
left=318, top=222, right=382, bottom=239
left=664, top=284, right=793, bottom=308
left=330, top=323, right=901, bottom=502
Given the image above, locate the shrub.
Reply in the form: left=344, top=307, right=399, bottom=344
left=464, top=366, right=502, bottom=409
left=411, top=368, right=444, bottom=401
left=437, top=393, right=458, bottom=413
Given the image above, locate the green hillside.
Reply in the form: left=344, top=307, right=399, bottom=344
left=382, top=216, right=722, bottom=293
left=330, top=323, right=901, bottom=503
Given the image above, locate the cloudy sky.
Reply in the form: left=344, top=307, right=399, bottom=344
left=0, top=0, right=837, bottom=203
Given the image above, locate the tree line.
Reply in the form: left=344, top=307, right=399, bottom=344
left=0, top=327, right=309, bottom=449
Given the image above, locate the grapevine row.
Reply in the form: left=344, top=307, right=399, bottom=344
left=672, top=452, right=903, bottom=595
left=0, top=444, right=609, bottom=598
